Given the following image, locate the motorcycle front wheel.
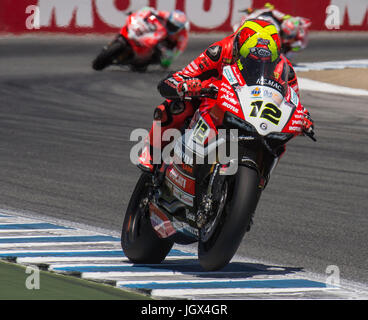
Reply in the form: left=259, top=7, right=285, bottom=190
left=92, top=36, right=129, bottom=71
left=198, top=166, right=261, bottom=271
left=121, top=172, right=174, bottom=264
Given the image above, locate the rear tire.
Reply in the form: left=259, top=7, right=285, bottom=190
left=121, top=173, right=174, bottom=264
left=198, top=166, right=260, bottom=271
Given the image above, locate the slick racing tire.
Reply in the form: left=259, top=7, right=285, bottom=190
left=121, top=172, right=174, bottom=264
left=198, top=166, right=260, bottom=271
left=92, top=40, right=126, bottom=71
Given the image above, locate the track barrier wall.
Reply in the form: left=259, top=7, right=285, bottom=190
left=1, top=0, right=368, bottom=35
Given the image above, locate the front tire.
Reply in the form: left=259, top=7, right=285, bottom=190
left=198, top=166, right=261, bottom=271
left=92, top=39, right=127, bottom=71
left=121, top=173, right=174, bottom=264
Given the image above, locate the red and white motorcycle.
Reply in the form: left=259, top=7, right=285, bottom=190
left=122, top=58, right=316, bottom=271
left=92, top=9, right=184, bottom=72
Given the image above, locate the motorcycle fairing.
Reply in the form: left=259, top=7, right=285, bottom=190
left=220, top=62, right=303, bottom=135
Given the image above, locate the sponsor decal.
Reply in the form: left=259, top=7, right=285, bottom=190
left=168, top=167, right=187, bottom=189
left=251, top=87, right=261, bottom=97
left=231, top=64, right=245, bottom=86
left=222, top=101, right=239, bottom=114
left=220, top=94, right=238, bottom=105
left=149, top=204, right=176, bottom=238
left=292, top=119, right=303, bottom=125
left=289, top=87, right=300, bottom=106
left=250, top=47, right=271, bottom=58
left=256, top=78, right=283, bottom=93
left=221, top=82, right=233, bottom=91
left=220, top=86, right=234, bottom=96
left=166, top=165, right=195, bottom=196
left=288, top=126, right=302, bottom=132
left=257, top=38, right=270, bottom=46
left=223, top=66, right=238, bottom=85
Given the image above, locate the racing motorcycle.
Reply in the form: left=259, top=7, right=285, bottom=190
left=121, top=58, right=316, bottom=271
left=92, top=11, right=171, bottom=72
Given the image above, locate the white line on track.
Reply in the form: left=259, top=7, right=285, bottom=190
left=294, top=59, right=368, bottom=72
left=149, top=287, right=336, bottom=298
left=0, top=241, right=121, bottom=248
left=15, top=255, right=195, bottom=264
left=299, top=77, right=368, bottom=96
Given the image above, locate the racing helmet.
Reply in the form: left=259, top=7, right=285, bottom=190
left=233, top=19, right=281, bottom=63
left=167, top=10, right=188, bottom=34
left=281, top=17, right=300, bottom=40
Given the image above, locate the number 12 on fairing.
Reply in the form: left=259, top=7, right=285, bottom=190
left=249, top=100, right=282, bottom=125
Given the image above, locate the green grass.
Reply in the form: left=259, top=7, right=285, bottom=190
left=0, top=260, right=152, bottom=300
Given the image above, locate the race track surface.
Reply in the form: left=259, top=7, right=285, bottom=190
left=0, top=33, right=367, bottom=285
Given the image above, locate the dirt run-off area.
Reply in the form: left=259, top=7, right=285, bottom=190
left=297, top=68, right=368, bottom=91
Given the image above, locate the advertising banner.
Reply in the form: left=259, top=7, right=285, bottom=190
left=1, top=0, right=367, bottom=34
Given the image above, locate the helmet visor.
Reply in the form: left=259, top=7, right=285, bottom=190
left=237, top=56, right=289, bottom=96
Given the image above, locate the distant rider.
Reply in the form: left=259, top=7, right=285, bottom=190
left=124, top=7, right=189, bottom=71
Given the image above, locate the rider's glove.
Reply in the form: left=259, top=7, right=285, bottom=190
left=160, top=58, right=172, bottom=68
left=177, top=78, right=202, bottom=97
left=302, top=112, right=314, bottom=134
left=159, top=48, right=174, bottom=68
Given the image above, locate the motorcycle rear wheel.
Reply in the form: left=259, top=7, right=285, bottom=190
left=198, top=166, right=260, bottom=271
left=121, top=172, right=174, bottom=264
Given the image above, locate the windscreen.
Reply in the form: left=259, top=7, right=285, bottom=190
left=237, top=55, right=289, bottom=97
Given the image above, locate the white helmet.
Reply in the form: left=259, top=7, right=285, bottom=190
left=167, top=10, right=188, bottom=34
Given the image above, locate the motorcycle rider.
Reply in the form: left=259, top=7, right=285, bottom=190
left=234, top=2, right=311, bottom=60
left=137, top=19, right=314, bottom=176
left=124, top=7, right=189, bottom=71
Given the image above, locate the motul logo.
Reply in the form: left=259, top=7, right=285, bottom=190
left=33, top=0, right=250, bottom=29
left=37, top=0, right=134, bottom=28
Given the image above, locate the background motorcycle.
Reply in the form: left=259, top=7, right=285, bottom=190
left=121, top=60, right=316, bottom=271
left=92, top=12, right=173, bottom=72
